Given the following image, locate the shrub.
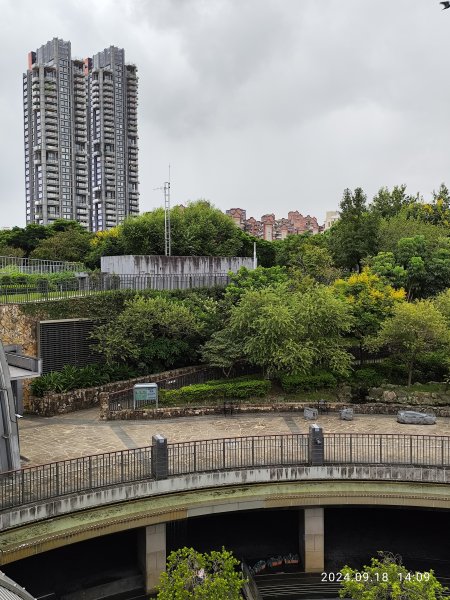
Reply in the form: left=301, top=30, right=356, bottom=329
left=352, top=367, right=384, bottom=388
left=161, top=378, right=271, bottom=405
left=36, top=278, right=50, bottom=293
left=30, top=362, right=140, bottom=397
left=279, top=371, right=337, bottom=394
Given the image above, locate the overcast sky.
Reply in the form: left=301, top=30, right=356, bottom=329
left=2, top=0, right=450, bottom=227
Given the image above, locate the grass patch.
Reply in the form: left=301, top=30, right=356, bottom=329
left=394, top=383, right=447, bottom=393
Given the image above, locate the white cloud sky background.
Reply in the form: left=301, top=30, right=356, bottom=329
left=1, top=0, right=450, bottom=226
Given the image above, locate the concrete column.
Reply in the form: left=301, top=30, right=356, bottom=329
left=139, top=523, right=166, bottom=593
left=303, top=508, right=324, bottom=573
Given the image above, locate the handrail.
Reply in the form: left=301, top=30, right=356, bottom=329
left=1, top=433, right=450, bottom=512
left=241, top=562, right=263, bottom=600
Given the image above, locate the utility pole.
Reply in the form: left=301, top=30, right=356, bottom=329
left=154, top=165, right=172, bottom=257
left=164, top=165, right=171, bottom=257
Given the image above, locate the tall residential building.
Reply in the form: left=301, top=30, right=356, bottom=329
left=23, top=38, right=139, bottom=231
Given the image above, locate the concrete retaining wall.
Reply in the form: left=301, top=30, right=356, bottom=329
left=2, top=464, right=449, bottom=532
left=101, top=255, right=253, bottom=275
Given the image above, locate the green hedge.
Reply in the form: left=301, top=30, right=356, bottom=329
left=280, top=371, right=337, bottom=393
left=161, top=378, right=271, bottom=405
left=0, top=270, right=78, bottom=286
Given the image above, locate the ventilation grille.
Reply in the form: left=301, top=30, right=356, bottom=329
left=38, top=319, right=103, bottom=374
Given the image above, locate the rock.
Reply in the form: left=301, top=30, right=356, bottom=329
left=382, top=390, right=397, bottom=403
left=397, top=411, right=436, bottom=425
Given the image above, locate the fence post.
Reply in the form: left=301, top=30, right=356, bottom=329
left=309, top=425, right=324, bottom=466
left=151, top=435, right=168, bottom=480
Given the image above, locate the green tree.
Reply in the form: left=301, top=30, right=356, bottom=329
left=93, top=296, right=203, bottom=371
left=371, top=235, right=450, bottom=299
left=377, top=211, right=448, bottom=254
left=406, top=183, right=450, bottom=227
left=328, top=188, right=380, bottom=271
left=5, top=223, right=51, bottom=257
left=333, top=269, right=405, bottom=356
left=367, top=252, right=408, bottom=289
left=157, top=547, right=245, bottom=600
left=29, top=229, right=92, bottom=263
left=207, top=285, right=353, bottom=378
left=201, top=328, right=246, bottom=377
left=85, top=227, right=126, bottom=269
left=370, top=185, right=414, bottom=219
left=366, top=301, right=450, bottom=386
left=0, top=245, right=26, bottom=258
left=224, top=266, right=289, bottom=306
left=340, top=552, right=446, bottom=600
left=122, top=200, right=247, bottom=257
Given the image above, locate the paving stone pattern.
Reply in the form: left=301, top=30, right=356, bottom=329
left=18, top=408, right=450, bottom=467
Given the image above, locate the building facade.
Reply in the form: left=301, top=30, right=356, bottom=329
left=23, top=38, right=139, bottom=231
left=226, top=208, right=322, bottom=241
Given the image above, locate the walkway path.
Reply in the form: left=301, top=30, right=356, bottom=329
left=18, top=408, right=450, bottom=466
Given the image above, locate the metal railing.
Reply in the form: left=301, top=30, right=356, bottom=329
left=241, top=562, right=263, bottom=600
left=0, top=273, right=230, bottom=304
left=0, top=256, right=84, bottom=274
left=323, top=433, right=450, bottom=465
left=1, top=433, right=450, bottom=513
left=108, top=367, right=220, bottom=410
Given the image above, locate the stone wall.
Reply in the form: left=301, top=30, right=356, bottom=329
left=0, top=305, right=38, bottom=358
left=100, top=399, right=450, bottom=421
left=28, top=366, right=205, bottom=417
left=0, top=304, right=39, bottom=409
left=367, top=386, right=450, bottom=407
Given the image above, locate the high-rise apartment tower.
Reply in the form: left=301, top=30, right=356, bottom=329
left=23, top=38, right=139, bottom=231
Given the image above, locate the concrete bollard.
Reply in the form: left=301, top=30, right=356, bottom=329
left=151, top=434, right=168, bottom=480
left=308, top=424, right=324, bottom=466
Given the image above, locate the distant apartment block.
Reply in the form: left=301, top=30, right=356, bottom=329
left=23, top=38, right=139, bottom=231
left=324, top=210, right=340, bottom=230
left=226, top=208, right=321, bottom=241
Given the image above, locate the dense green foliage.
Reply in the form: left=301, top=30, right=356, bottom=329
left=157, top=547, right=244, bottom=599
left=367, top=301, right=450, bottom=386
left=11, top=183, right=450, bottom=393
left=279, top=371, right=337, bottom=393
left=161, top=378, right=270, bottom=405
left=203, top=284, right=353, bottom=378
left=339, top=552, right=446, bottom=600
left=92, top=295, right=209, bottom=372
left=30, top=363, right=139, bottom=397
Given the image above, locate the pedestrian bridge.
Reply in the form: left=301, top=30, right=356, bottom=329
left=1, top=432, right=450, bottom=568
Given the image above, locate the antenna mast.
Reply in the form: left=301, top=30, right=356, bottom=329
left=164, top=165, right=171, bottom=257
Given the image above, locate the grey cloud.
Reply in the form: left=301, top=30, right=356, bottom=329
left=1, top=0, right=450, bottom=227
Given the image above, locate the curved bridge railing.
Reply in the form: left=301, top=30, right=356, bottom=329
left=1, top=432, right=450, bottom=512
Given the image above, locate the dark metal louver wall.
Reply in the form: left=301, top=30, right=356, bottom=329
left=38, top=319, right=103, bottom=374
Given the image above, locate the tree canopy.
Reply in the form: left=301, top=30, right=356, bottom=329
left=366, top=300, right=450, bottom=386
left=157, top=547, right=245, bottom=600
left=340, top=552, right=446, bottom=600
left=93, top=296, right=205, bottom=372
left=204, top=284, right=353, bottom=377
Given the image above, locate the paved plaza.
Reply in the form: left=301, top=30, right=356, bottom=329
left=18, top=408, right=450, bottom=466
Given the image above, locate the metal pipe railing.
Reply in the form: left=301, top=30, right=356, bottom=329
left=1, top=433, right=449, bottom=512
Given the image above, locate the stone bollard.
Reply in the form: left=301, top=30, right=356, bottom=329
left=99, top=392, right=109, bottom=421
left=151, top=434, right=169, bottom=480
left=308, top=424, right=324, bottom=466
